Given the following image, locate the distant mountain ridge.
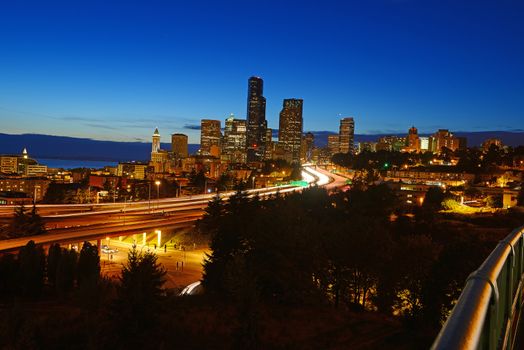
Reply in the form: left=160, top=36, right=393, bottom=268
left=0, top=131, right=522, bottom=162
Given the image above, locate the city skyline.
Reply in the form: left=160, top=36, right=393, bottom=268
left=1, top=1, right=523, bottom=143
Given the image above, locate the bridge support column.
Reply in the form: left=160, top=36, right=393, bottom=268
left=156, top=230, right=161, bottom=248
left=97, top=239, right=101, bottom=255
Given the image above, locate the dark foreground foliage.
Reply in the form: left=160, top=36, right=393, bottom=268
left=1, top=187, right=522, bottom=349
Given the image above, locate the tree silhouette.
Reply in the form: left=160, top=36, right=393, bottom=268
left=56, top=248, right=77, bottom=296
left=114, top=247, right=166, bottom=338
left=18, top=240, right=45, bottom=298
left=47, top=243, right=62, bottom=288
left=77, top=241, right=100, bottom=288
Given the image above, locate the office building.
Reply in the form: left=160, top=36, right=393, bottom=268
left=200, top=119, right=222, bottom=156
left=328, top=135, right=340, bottom=155
left=171, top=133, right=189, bottom=158
left=339, top=117, right=355, bottom=154
left=223, top=114, right=247, bottom=163
left=278, top=99, right=303, bottom=164
left=246, top=76, right=267, bottom=161
left=264, top=128, right=274, bottom=161
left=301, top=132, right=314, bottom=161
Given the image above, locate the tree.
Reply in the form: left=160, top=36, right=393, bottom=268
left=56, top=248, right=77, bottom=296
left=486, top=195, right=503, bottom=208
left=423, top=187, right=446, bottom=211
left=18, top=240, right=45, bottom=297
left=77, top=241, right=100, bottom=288
left=114, top=247, right=166, bottom=337
left=197, top=195, right=225, bottom=236
left=189, top=169, right=207, bottom=193
left=9, top=204, right=46, bottom=238
left=47, top=243, right=62, bottom=287
left=27, top=204, right=46, bottom=236
left=8, top=204, right=29, bottom=237
left=0, top=254, right=19, bottom=297
left=518, top=186, right=524, bottom=206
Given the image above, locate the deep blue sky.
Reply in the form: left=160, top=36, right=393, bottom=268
left=0, top=0, right=523, bottom=143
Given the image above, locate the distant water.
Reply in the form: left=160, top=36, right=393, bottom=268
left=36, top=158, right=118, bottom=169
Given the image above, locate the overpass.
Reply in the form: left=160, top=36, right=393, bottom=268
left=432, top=225, right=524, bottom=350
left=0, top=166, right=345, bottom=253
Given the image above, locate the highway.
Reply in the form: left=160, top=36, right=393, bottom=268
left=0, top=166, right=346, bottom=253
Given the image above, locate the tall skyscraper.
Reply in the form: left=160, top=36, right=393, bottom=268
left=246, top=76, right=267, bottom=161
left=339, top=117, right=355, bottom=154
left=278, top=98, right=303, bottom=163
left=223, top=114, right=247, bottom=163
left=171, top=133, right=188, bottom=158
left=200, top=119, right=222, bottom=156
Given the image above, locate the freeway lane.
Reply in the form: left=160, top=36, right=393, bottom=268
left=0, top=214, right=201, bottom=252
left=0, top=167, right=344, bottom=252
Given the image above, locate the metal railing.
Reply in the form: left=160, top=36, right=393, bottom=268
left=432, top=225, right=524, bottom=350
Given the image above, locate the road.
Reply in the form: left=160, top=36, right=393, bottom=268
left=0, top=166, right=344, bottom=253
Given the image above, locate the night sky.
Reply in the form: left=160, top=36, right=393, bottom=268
left=1, top=0, right=523, bottom=143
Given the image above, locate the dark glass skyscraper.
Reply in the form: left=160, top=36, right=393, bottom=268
left=278, top=98, right=303, bottom=164
left=246, top=76, right=267, bottom=161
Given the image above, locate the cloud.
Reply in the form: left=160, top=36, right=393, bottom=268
left=84, top=123, right=119, bottom=130
left=184, top=124, right=201, bottom=130
left=55, top=116, right=105, bottom=122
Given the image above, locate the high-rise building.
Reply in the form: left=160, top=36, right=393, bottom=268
left=339, top=117, right=355, bottom=154
left=301, top=132, right=314, bottom=161
left=246, top=76, right=267, bottom=161
left=420, top=137, right=430, bottom=151
left=171, top=133, right=188, bottom=158
left=429, top=129, right=460, bottom=153
left=264, top=128, right=274, bottom=161
left=328, top=134, right=340, bottom=155
left=223, top=114, right=247, bottom=163
left=405, top=126, right=421, bottom=152
left=278, top=98, right=303, bottom=164
left=200, top=119, right=222, bottom=156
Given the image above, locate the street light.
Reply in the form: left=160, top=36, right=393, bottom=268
left=155, top=180, right=161, bottom=209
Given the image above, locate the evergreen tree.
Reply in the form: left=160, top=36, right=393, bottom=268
left=77, top=241, right=100, bottom=288
left=518, top=186, right=524, bottom=206
left=47, top=243, right=62, bottom=287
left=197, top=195, right=224, bottom=236
left=114, top=247, right=166, bottom=337
left=8, top=204, right=28, bottom=238
left=18, top=240, right=45, bottom=297
left=56, top=248, right=77, bottom=296
left=0, top=254, right=19, bottom=297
